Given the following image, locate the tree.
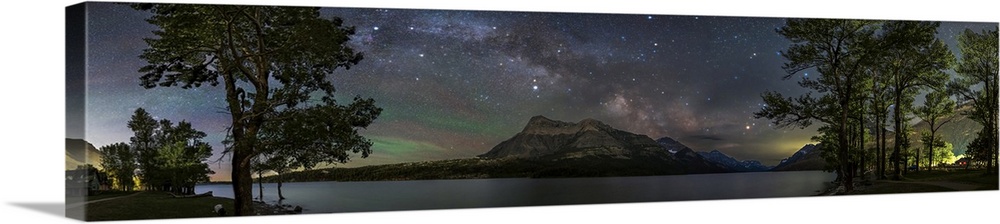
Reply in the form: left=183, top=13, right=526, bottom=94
left=131, top=4, right=380, bottom=215
left=864, top=46, right=897, bottom=179
left=756, top=19, right=881, bottom=192
left=934, top=142, right=956, bottom=166
left=265, top=155, right=292, bottom=200
left=251, top=153, right=270, bottom=202
left=99, top=143, right=136, bottom=191
left=915, top=90, right=956, bottom=171
left=124, top=107, right=214, bottom=193
left=157, top=141, right=213, bottom=194
left=876, top=21, right=953, bottom=178
left=127, top=108, right=158, bottom=190
left=949, top=29, right=998, bottom=174
left=256, top=102, right=380, bottom=200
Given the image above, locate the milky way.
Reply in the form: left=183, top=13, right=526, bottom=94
left=72, top=3, right=996, bottom=180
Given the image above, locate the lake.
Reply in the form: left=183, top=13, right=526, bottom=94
left=196, top=171, right=836, bottom=213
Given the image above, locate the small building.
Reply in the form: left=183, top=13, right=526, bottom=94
left=954, top=157, right=971, bottom=166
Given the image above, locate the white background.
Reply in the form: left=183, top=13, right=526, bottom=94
left=0, top=0, right=997, bottom=224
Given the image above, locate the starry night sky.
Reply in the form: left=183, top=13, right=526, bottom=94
left=72, top=3, right=996, bottom=181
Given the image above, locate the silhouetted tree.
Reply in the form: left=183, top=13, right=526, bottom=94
left=864, top=46, right=896, bottom=179
left=916, top=90, right=956, bottom=171
left=919, top=134, right=953, bottom=167
left=157, top=141, right=213, bottom=194
left=949, top=29, right=998, bottom=174
left=131, top=4, right=378, bottom=215
left=256, top=101, right=381, bottom=200
left=99, top=143, right=136, bottom=191
left=127, top=108, right=158, bottom=190
left=877, top=21, right=953, bottom=178
left=124, top=108, right=214, bottom=193
left=756, top=19, right=881, bottom=192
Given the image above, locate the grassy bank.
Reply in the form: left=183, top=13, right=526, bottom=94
left=845, top=169, right=998, bottom=195
left=86, top=190, right=134, bottom=201
left=73, top=191, right=288, bottom=221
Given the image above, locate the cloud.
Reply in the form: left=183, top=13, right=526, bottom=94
left=689, top=135, right=724, bottom=141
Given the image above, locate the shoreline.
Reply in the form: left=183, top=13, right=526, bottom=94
left=252, top=200, right=303, bottom=215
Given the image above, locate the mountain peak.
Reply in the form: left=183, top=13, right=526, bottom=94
left=529, top=115, right=553, bottom=122
left=520, top=116, right=613, bottom=135
left=483, top=117, right=666, bottom=159
left=578, top=118, right=610, bottom=131
left=655, top=137, right=688, bottom=153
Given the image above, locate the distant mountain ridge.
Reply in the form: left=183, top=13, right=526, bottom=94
left=696, top=150, right=772, bottom=172
left=275, top=117, right=842, bottom=182
left=654, top=137, right=768, bottom=172
left=66, top=138, right=102, bottom=170
left=771, top=144, right=827, bottom=171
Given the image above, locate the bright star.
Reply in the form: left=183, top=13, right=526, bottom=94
left=373, top=26, right=379, bottom=30
left=532, top=85, right=538, bottom=90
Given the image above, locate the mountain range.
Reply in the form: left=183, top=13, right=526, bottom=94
left=655, top=137, right=771, bottom=172
left=696, top=150, right=773, bottom=172
left=259, top=116, right=831, bottom=181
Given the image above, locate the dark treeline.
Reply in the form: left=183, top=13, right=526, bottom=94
left=98, top=108, right=214, bottom=194
left=256, top=157, right=718, bottom=183
left=756, top=19, right=998, bottom=193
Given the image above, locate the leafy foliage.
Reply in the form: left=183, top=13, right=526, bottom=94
left=99, top=143, right=136, bottom=191
left=915, top=90, right=956, bottom=171
left=131, top=4, right=381, bottom=214
left=756, top=19, right=958, bottom=190
left=948, top=29, right=998, bottom=173
left=117, top=108, right=216, bottom=193
left=756, top=19, right=883, bottom=191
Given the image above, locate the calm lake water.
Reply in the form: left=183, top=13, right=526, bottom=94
left=196, top=171, right=835, bottom=213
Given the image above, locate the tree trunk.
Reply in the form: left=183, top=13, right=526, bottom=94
left=892, top=91, right=903, bottom=180
left=990, top=123, right=997, bottom=174
left=232, top=140, right=254, bottom=216
left=278, top=173, right=285, bottom=200
left=840, top=98, right=853, bottom=192
left=257, top=169, right=264, bottom=201
left=915, top=145, right=921, bottom=172
left=927, top=130, right=934, bottom=171
left=878, top=117, right=886, bottom=179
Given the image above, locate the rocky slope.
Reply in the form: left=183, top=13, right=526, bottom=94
left=770, top=144, right=827, bottom=171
